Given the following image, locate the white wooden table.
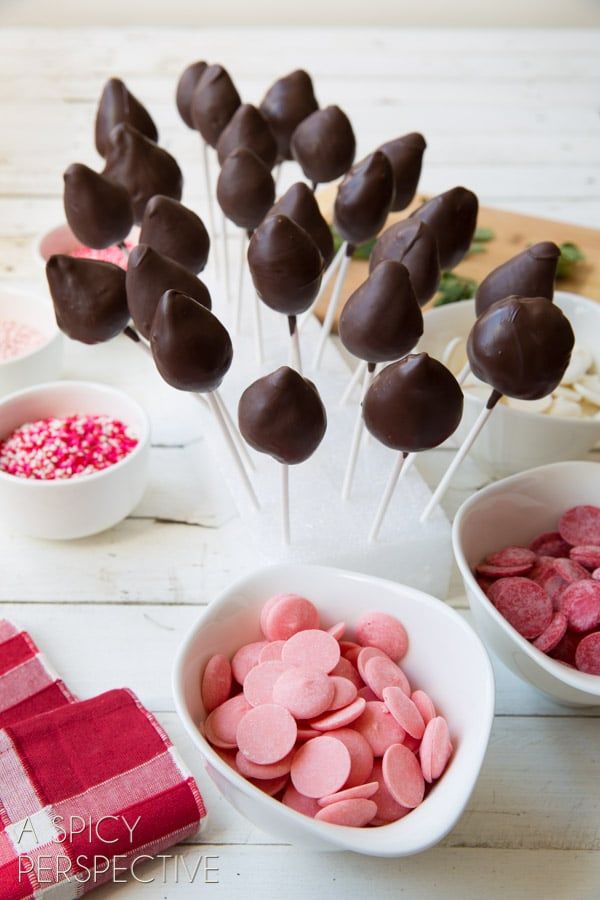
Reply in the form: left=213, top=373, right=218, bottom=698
left=1, top=26, right=599, bottom=899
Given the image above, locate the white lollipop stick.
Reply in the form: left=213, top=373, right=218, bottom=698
left=339, top=359, right=368, bottom=407
left=281, top=463, right=290, bottom=544
left=274, top=161, right=283, bottom=195
left=342, top=363, right=375, bottom=500
left=234, top=230, right=248, bottom=334
left=252, top=292, right=264, bottom=365
left=206, top=391, right=260, bottom=511
left=289, top=316, right=302, bottom=374
left=221, top=211, right=231, bottom=303
left=420, top=390, right=501, bottom=523
left=457, top=361, right=470, bottom=385
left=299, top=242, right=345, bottom=333
left=202, top=141, right=219, bottom=280
left=368, top=452, right=408, bottom=543
left=312, top=245, right=352, bottom=369
left=211, top=391, right=254, bottom=472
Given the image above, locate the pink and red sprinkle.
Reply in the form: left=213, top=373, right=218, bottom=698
left=0, top=414, right=138, bottom=480
left=0, top=320, right=46, bottom=362
left=71, top=241, right=134, bottom=269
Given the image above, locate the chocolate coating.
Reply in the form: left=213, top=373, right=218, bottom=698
left=267, top=182, right=334, bottom=267
left=238, top=366, right=327, bottom=464
left=103, top=124, right=183, bottom=224
left=248, top=215, right=324, bottom=315
left=475, top=242, right=560, bottom=317
left=95, top=78, right=158, bottom=158
left=126, top=245, right=211, bottom=340
left=216, top=104, right=278, bottom=170
left=46, top=254, right=129, bottom=345
left=139, top=195, right=209, bottom=274
left=216, top=148, right=275, bottom=231
left=176, top=61, right=207, bottom=129
left=363, top=353, right=464, bottom=452
left=291, top=106, right=356, bottom=185
left=259, top=69, right=319, bottom=161
left=339, top=261, right=423, bottom=363
left=150, top=289, right=232, bottom=393
left=369, top=218, right=440, bottom=306
left=467, top=295, right=574, bottom=401
left=378, top=132, right=426, bottom=212
left=63, top=163, right=133, bottom=249
left=190, top=64, right=241, bottom=147
left=334, top=152, right=394, bottom=247
left=411, top=187, right=478, bottom=270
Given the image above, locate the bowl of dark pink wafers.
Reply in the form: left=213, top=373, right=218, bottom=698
left=453, top=460, right=600, bottom=706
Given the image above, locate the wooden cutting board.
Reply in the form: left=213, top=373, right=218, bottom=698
left=314, top=189, right=600, bottom=326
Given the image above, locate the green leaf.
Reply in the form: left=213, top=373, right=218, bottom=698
left=467, top=242, right=487, bottom=254
left=330, top=226, right=377, bottom=260
left=556, top=241, right=585, bottom=280
left=473, top=226, right=495, bottom=242
left=433, top=272, right=478, bottom=307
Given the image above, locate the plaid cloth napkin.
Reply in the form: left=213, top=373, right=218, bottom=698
left=0, top=621, right=206, bottom=898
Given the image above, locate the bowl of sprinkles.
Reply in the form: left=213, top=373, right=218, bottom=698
left=37, top=222, right=136, bottom=270
left=0, top=380, right=149, bottom=538
left=0, top=289, right=62, bottom=396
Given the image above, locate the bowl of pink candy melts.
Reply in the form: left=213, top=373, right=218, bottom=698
left=173, top=564, right=494, bottom=856
left=454, top=460, right=600, bottom=707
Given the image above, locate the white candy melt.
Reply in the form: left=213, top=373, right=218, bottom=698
left=573, top=375, right=600, bottom=408
left=562, top=346, right=593, bottom=384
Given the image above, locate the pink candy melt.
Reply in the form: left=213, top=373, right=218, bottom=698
left=0, top=319, right=45, bottom=361
left=0, top=415, right=138, bottom=480
left=71, top=240, right=134, bottom=269
left=202, top=596, right=453, bottom=828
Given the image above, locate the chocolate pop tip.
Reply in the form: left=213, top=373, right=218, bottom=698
left=216, top=103, right=278, bottom=170
left=378, top=132, right=427, bottom=212
left=62, top=162, right=134, bottom=250
left=259, top=69, right=319, bottom=161
left=190, top=63, right=241, bottom=147
left=267, top=181, right=334, bottom=267
left=334, top=150, right=394, bottom=247
left=474, top=240, right=562, bottom=317
left=410, top=185, right=478, bottom=271
left=290, top=104, right=356, bottom=186
left=370, top=217, right=441, bottom=306
left=95, top=77, right=158, bottom=158
left=176, top=60, right=208, bottom=128
left=216, top=147, right=275, bottom=231
left=139, top=194, right=210, bottom=274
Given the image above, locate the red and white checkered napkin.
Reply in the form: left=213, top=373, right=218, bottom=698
left=0, top=621, right=206, bottom=898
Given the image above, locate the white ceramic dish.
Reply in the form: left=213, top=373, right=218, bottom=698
left=173, top=563, right=495, bottom=856
left=418, top=292, right=600, bottom=478
left=0, top=289, right=62, bottom=397
left=36, top=222, right=139, bottom=267
left=453, top=460, right=600, bottom=707
left=0, top=380, right=150, bottom=539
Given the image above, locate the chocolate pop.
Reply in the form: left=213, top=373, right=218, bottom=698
left=126, top=245, right=211, bottom=340
left=378, top=133, right=426, bottom=212
left=63, top=163, right=133, bottom=250
left=334, top=152, right=394, bottom=248
left=176, top=61, right=208, bottom=129
left=364, top=354, right=464, bottom=540
left=411, top=187, right=478, bottom=271
left=46, top=255, right=129, bottom=344
left=139, top=195, right=210, bottom=274
left=339, top=261, right=424, bottom=500
left=238, top=366, right=327, bottom=542
left=421, top=296, right=574, bottom=523
left=103, top=124, right=183, bottom=223
left=475, top=242, right=560, bottom=316
left=267, top=182, right=334, bottom=268
left=216, top=148, right=275, bottom=232
left=190, top=64, right=241, bottom=148
left=95, top=78, right=158, bottom=157
left=260, top=70, right=319, bottom=162
left=291, top=106, right=356, bottom=187
left=216, top=104, right=278, bottom=170
left=370, top=218, right=441, bottom=307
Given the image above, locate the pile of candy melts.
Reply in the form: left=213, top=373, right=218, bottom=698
left=475, top=505, right=600, bottom=674
left=443, top=337, right=600, bottom=420
left=200, top=594, right=453, bottom=828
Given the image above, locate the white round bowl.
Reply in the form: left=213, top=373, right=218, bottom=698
left=172, top=563, right=495, bottom=856
left=36, top=222, right=139, bottom=268
left=0, top=380, right=150, bottom=539
left=453, top=460, right=600, bottom=707
left=418, top=292, right=600, bottom=478
left=0, top=289, right=62, bottom=397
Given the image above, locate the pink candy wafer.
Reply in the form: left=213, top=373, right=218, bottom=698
left=382, top=743, right=425, bottom=808
left=419, top=716, right=453, bottom=783
left=488, top=577, right=552, bottom=639
left=318, top=781, right=379, bottom=806
left=476, top=562, right=534, bottom=579
left=383, top=686, right=425, bottom=739
left=264, top=594, right=320, bottom=641
left=315, top=798, right=377, bottom=826
left=370, top=760, right=410, bottom=823
left=330, top=655, right=363, bottom=688
left=559, top=505, right=600, bottom=547
left=328, top=676, right=358, bottom=711
left=282, top=784, right=320, bottom=817
left=290, top=736, right=351, bottom=798
left=594, top=568, right=600, bottom=581
left=532, top=612, right=568, bottom=653
left=236, top=704, right=297, bottom=764
left=355, top=612, right=408, bottom=660
left=411, top=690, right=436, bottom=725
left=281, top=629, right=340, bottom=673
left=201, top=654, right=232, bottom=713
left=235, top=749, right=293, bottom=780
left=243, top=660, right=288, bottom=706
left=231, top=641, right=269, bottom=684
left=252, top=774, right=289, bottom=796
left=310, top=697, right=366, bottom=731
left=328, top=727, right=374, bottom=788
left=353, top=701, right=406, bottom=757
left=529, top=531, right=571, bottom=558
left=363, top=654, right=411, bottom=699
left=328, top=622, right=346, bottom=640
left=559, top=580, right=600, bottom=633
left=259, top=640, right=285, bottom=663
left=553, top=557, right=590, bottom=584
left=357, top=646, right=387, bottom=681
left=272, top=667, right=334, bottom=719
left=570, top=545, right=600, bottom=570
left=486, top=546, right=537, bottom=568
left=204, top=694, right=251, bottom=748
left=574, top=631, right=600, bottom=675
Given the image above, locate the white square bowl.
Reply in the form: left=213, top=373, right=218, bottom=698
left=453, top=460, right=600, bottom=706
left=172, top=564, right=495, bottom=856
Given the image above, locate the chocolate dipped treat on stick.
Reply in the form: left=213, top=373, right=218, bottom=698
left=338, top=261, right=424, bottom=500
left=410, top=186, right=478, bottom=271
left=421, top=295, right=575, bottom=523
left=260, top=70, right=319, bottom=163
left=238, top=366, right=326, bottom=542
left=364, top=353, right=464, bottom=541
left=475, top=242, right=560, bottom=316
left=176, top=61, right=208, bottom=129
left=216, top=104, right=278, bottom=170
left=139, top=195, right=210, bottom=274
left=151, top=290, right=259, bottom=509
left=290, top=105, right=356, bottom=191
left=313, top=151, right=394, bottom=369
left=378, top=133, right=427, bottom=212
left=248, top=214, right=324, bottom=373
left=369, top=218, right=441, bottom=307
left=95, top=78, right=158, bottom=157
left=63, top=163, right=133, bottom=251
